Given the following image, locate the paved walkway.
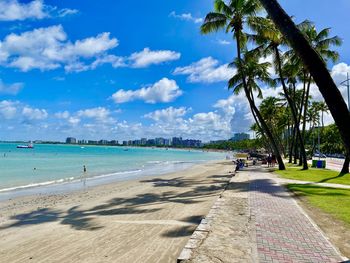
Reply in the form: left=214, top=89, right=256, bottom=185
left=178, top=166, right=347, bottom=262
left=249, top=168, right=344, bottom=263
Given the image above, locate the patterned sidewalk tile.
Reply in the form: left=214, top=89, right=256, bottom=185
left=249, top=170, right=343, bottom=263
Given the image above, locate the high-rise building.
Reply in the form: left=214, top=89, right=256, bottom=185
left=66, top=137, right=77, bottom=144
left=110, top=140, right=118, bottom=145
left=141, top=138, right=147, bottom=145
left=172, top=137, right=182, bottom=146
left=155, top=137, right=165, bottom=146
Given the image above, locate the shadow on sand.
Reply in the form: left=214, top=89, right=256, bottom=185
left=3, top=166, right=339, bottom=234
left=0, top=171, right=232, bottom=232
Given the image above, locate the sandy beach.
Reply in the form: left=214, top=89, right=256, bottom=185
left=0, top=161, right=233, bottom=263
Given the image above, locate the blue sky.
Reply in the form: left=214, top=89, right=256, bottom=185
left=0, top=0, right=349, bottom=142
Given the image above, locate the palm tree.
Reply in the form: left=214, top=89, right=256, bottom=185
left=201, top=0, right=286, bottom=170
left=318, top=101, right=329, bottom=129
left=249, top=16, right=308, bottom=169
left=228, top=51, right=286, bottom=161
left=308, top=102, right=321, bottom=155
left=259, top=96, right=288, bottom=155
left=295, top=21, right=341, bottom=139
left=257, top=0, right=350, bottom=158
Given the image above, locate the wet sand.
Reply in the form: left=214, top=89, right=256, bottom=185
left=0, top=161, right=233, bottom=263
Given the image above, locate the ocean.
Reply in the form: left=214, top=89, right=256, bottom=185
left=0, top=143, right=226, bottom=198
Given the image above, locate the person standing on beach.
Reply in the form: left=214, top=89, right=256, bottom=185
left=82, top=165, right=87, bottom=187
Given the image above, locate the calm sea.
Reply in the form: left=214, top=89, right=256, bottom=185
left=0, top=143, right=225, bottom=195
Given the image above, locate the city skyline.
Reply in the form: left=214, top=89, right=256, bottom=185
left=0, top=1, right=349, bottom=142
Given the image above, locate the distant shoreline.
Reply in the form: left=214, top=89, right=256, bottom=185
left=0, top=141, right=233, bottom=153
left=0, top=158, right=225, bottom=202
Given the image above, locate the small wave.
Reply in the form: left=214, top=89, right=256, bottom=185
left=0, top=177, right=76, bottom=193
left=90, top=169, right=143, bottom=179
left=147, top=160, right=192, bottom=165
left=147, top=161, right=163, bottom=164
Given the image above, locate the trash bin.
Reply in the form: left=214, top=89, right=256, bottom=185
left=312, top=160, right=318, bottom=168
left=316, top=160, right=326, bottom=168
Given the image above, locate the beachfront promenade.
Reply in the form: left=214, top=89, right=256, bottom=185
left=179, top=167, right=347, bottom=263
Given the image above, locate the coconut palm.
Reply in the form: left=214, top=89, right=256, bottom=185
left=295, top=20, right=341, bottom=132
left=307, top=102, right=322, bottom=155
left=259, top=96, right=288, bottom=155
left=257, top=0, right=350, bottom=158
left=229, top=51, right=284, bottom=169
left=249, top=16, right=308, bottom=169
left=318, top=101, right=329, bottom=129
left=201, top=0, right=286, bottom=170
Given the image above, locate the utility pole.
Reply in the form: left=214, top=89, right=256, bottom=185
left=318, top=121, right=321, bottom=160
left=340, top=72, right=350, bottom=112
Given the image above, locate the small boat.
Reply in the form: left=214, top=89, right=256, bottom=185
left=17, top=143, right=34, bottom=149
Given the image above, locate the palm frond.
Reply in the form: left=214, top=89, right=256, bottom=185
left=201, top=12, right=228, bottom=34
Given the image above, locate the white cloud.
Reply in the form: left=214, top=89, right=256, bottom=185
left=0, top=79, right=23, bottom=95
left=55, top=110, right=70, bottom=119
left=0, top=0, right=47, bottom=21
left=90, top=55, right=126, bottom=69
left=331, top=62, right=350, bottom=85
left=77, top=107, right=110, bottom=120
left=173, top=57, right=236, bottom=83
left=0, top=0, right=78, bottom=21
left=22, top=106, right=48, bottom=120
left=129, top=48, right=181, bottom=68
left=75, top=107, right=117, bottom=125
left=169, top=11, right=203, bottom=24
left=57, top=8, right=79, bottom=18
left=68, top=116, right=80, bottom=125
left=112, top=78, right=182, bottom=104
left=0, top=100, right=18, bottom=119
left=62, top=32, right=118, bottom=58
left=0, top=27, right=180, bottom=72
left=144, top=110, right=232, bottom=141
left=0, top=25, right=118, bottom=72
left=217, top=39, right=231, bottom=45
left=71, top=47, right=180, bottom=71
left=259, top=55, right=276, bottom=78
left=144, top=107, right=190, bottom=122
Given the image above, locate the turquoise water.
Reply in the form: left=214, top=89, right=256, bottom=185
left=0, top=143, right=225, bottom=193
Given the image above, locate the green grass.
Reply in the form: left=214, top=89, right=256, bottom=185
left=287, top=184, right=350, bottom=225
left=275, top=166, right=350, bottom=185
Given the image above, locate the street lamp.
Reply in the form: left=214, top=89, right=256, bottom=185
left=340, top=72, right=350, bottom=112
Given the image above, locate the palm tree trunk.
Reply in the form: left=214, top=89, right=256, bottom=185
left=302, top=78, right=311, bottom=146
left=235, top=32, right=285, bottom=170
left=258, top=0, right=350, bottom=156
left=289, top=125, right=295, bottom=163
left=293, top=143, right=298, bottom=164
left=275, top=46, right=308, bottom=169
left=341, top=152, right=349, bottom=174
